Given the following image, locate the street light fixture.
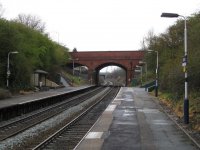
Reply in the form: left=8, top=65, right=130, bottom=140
left=136, top=65, right=143, bottom=86
left=161, top=12, right=189, bottom=124
left=69, top=58, right=79, bottom=75
left=139, top=61, right=147, bottom=82
left=7, top=51, right=19, bottom=88
left=147, top=50, right=158, bottom=97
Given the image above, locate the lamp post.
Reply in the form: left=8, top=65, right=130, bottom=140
left=69, top=58, right=79, bottom=75
left=7, top=51, right=19, bottom=88
left=139, top=61, right=147, bottom=82
left=136, top=65, right=143, bottom=86
left=161, top=12, right=189, bottom=124
left=147, top=50, right=158, bottom=97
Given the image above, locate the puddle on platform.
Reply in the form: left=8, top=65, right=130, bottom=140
left=138, top=108, right=160, bottom=113
left=123, top=113, right=135, bottom=117
left=116, top=121, right=137, bottom=125
left=152, top=119, right=172, bottom=125
left=123, top=110, right=135, bottom=117
left=125, top=110, right=135, bottom=113
left=124, top=98, right=134, bottom=102
left=121, top=106, right=138, bottom=109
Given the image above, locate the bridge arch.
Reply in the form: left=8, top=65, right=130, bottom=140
left=95, top=62, right=127, bottom=85
left=69, top=51, right=144, bottom=86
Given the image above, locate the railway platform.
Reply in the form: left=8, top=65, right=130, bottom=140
left=0, top=86, right=89, bottom=109
left=75, top=87, right=199, bottom=150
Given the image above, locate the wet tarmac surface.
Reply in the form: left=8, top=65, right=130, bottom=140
left=76, top=87, right=199, bottom=150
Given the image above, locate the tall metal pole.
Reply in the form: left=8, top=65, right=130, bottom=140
left=139, top=61, right=147, bottom=82
left=183, top=16, right=189, bottom=124
left=72, top=60, right=75, bottom=75
left=141, top=66, right=143, bottom=86
left=145, top=63, right=147, bottom=82
left=69, top=58, right=78, bottom=76
left=147, top=50, right=158, bottom=97
left=136, top=65, right=142, bottom=86
left=155, top=51, right=158, bottom=97
left=161, top=13, right=189, bottom=124
left=7, top=52, right=11, bottom=88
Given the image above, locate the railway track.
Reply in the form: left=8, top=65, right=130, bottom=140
left=0, top=86, right=105, bottom=141
left=29, top=87, right=120, bottom=150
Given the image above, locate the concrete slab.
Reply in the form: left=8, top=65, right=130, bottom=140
left=91, top=113, right=113, bottom=132
left=75, top=139, right=104, bottom=150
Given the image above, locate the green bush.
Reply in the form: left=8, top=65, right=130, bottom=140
left=0, top=18, right=69, bottom=90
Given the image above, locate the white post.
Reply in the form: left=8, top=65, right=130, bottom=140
left=6, top=51, right=18, bottom=88
left=7, top=52, right=11, bottom=88
left=183, top=16, right=189, bottom=124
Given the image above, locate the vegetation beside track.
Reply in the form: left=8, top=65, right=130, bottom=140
left=143, top=12, right=200, bottom=131
left=155, top=91, right=200, bottom=131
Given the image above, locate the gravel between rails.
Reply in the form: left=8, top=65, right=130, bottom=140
left=0, top=87, right=110, bottom=150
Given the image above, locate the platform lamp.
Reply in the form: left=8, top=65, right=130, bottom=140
left=139, top=61, right=147, bottom=82
left=69, top=58, right=79, bottom=75
left=7, top=51, right=19, bottom=88
left=161, top=12, right=189, bottom=124
left=147, top=50, right=158, bottom=97
left=136, top=65, right=143, bottom=86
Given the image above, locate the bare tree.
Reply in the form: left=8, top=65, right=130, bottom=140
left=140, top=29, right=156, bottom=50
left=0, top=3, right=5, bottom=18
left=15, top=14, right=45, bottom=32
left=73, top=47, right=78, bottom=52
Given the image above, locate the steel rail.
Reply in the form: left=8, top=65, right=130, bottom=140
left=32, top=87, right=119, bottom=150
left=0, top=86, right=104, bottom=141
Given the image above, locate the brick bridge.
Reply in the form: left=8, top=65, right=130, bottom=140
left=69, top=51, right=144, bottom=86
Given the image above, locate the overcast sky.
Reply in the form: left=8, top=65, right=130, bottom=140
left=0, top=0, right=199, bottom=51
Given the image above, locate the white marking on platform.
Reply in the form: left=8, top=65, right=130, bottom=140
left=105, top=104, right=117, bottom=112
left=85, top=132, right=103, bottom=139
